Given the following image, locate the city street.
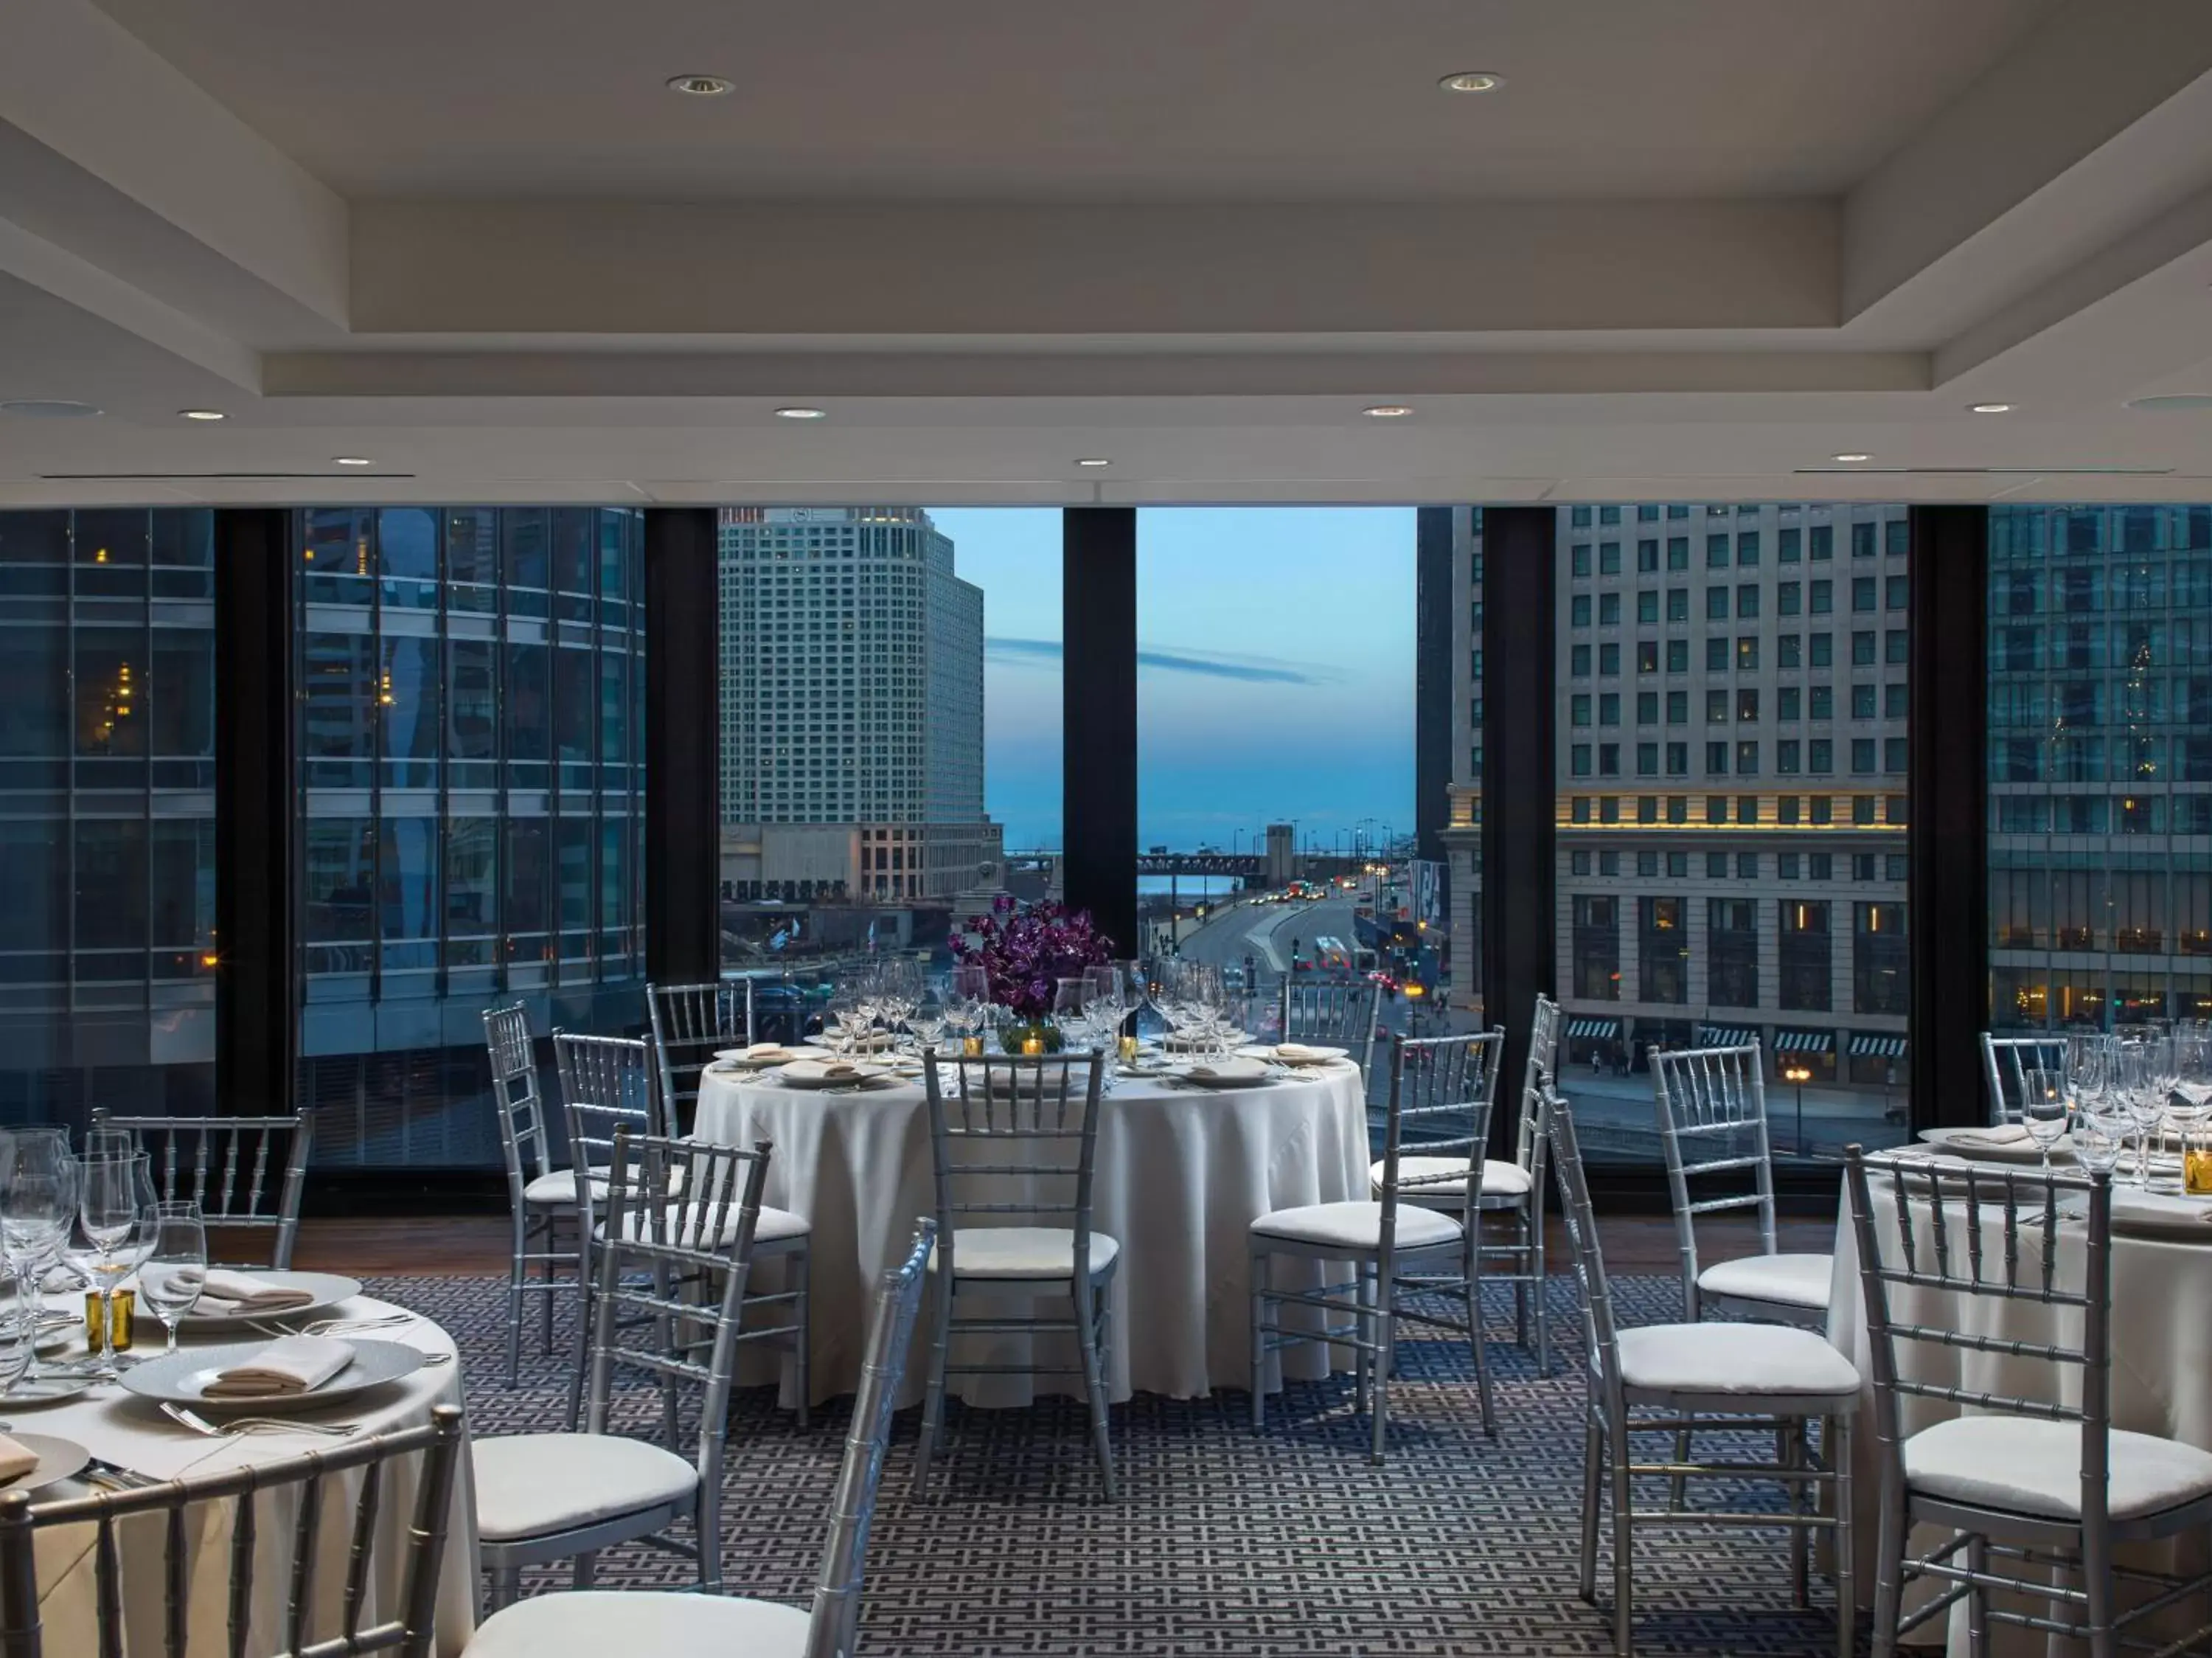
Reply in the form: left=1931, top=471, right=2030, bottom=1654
left=1175, top=893, right=1359, bottom=977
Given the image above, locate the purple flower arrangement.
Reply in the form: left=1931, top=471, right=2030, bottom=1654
left=949, top=896, right=1115, bottom=1019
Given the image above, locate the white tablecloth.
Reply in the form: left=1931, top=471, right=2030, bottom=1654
left=24, top=1294, right=477, bottom=1657
left=1828, top=1169, right=2212, bottom=1656
left=695, top=1060, right=1371, bottom=1406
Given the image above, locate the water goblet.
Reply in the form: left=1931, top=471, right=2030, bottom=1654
left=0, top=1303, right=33, bottom=1399
left=2021, top=1068, right=2070, bottom=1171
left=2116, top=1044, right=2166, bottom=1189
left=136, top=1201, right=207, bottom=1357
left=2072, top=1106, right=2129, bottom=1179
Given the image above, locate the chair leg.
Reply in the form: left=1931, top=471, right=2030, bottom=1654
left=1609, top=1419, right=1635, bottom=1658
left=790, top=1247, right=812, bottom=1432
left=1669, top=1418, right=1694, bottom=1513
left=566, top=1275, right=593, bottom=1433
left=1531, top=1211, right=1551, bottom=1378
left=1832, top=1415, right=1855, bottom=1658
left=505, top=1211, right=527, bottom=1390
left=1579, top=1415, right=1604, bottom=1604
left=913, top=1273, right=953, bottom=1492
left=1869, top=1480, right=1905, bottom=1658
left=1368, top=1296, right=1394, bottom=1466
left=573, top=1551, right=596, bottom=1589
left=487, top=1565, right=521, bottom=1614
left=1354, top=1263, right=1375, bottom=1415
left=1786, top=1421, right=1809, bottom=1609
left=1964, top=1534, right=1989, bottom=1658
left=1075, top=1280, right=1116, bottom=1500
left=539, top=1215, right=557, bottom=1356
left=2082, top=1516, right=2118, bottom=1658
left=697, top=1459, right=724, bottom=1593
left=1465, top=1239, right=1497, bottom=1440
left=1248, top=1247, right=1267, bottom=1432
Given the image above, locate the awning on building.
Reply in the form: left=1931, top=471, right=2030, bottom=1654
left=1849, top=1034, right=1908, bottom=1059
left=1773, top=1030, right=1834, bottom=1054
left=1565, top=1017, right=1621, bottom=1040
left=1696, top=1026, right=1756, bottom=1049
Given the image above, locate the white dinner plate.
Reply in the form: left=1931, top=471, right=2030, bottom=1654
left=0, top=1375, right=99, bottom=1409
left=714, top=1045, right=827, bottom=1068
left=773, top=1059, right=902, bottom=1091
left=1918, top=1125, right=2073, bottom=1165
left=180, top=1272, right=363, bottom=1333
left=1175, top=1057, right=1274, bottom=1089
left=0, top=1435, right=89, bottom=1493
left=120, top=1339, right=425, bottom=1415
left=1236, top=1044, right=1348, bottom=1066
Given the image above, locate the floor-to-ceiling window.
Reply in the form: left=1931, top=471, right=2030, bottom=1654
left=1136, top=507, right=1424, bottom=1062
left=295, top=507, right=646, bottom=1165
left=714, top=507, right=1049, bottom=1022
left=1554, top=504, right=1911, bottom=1158
left=1987, top=504, right=2212, bottom=1032
left=0, top=509, right=218, bottom=1129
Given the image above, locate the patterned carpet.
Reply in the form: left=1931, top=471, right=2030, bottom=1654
left=381, top=1272, right=1850, bottom=1656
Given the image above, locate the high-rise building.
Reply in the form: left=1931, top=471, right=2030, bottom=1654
left=1432, top=508, right=1484, bottom=1018
left=1987, top=504, right=2212, bottom=1031
left=1441, top=504, right=1914, bottom=1107
left=717, top=507, right=998, bottom=904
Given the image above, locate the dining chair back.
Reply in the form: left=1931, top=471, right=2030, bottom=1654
left=484, top=1002, right=554, bottom=1191
left=647, top=980, right=752, bottom=1136
left=1650, top=1041, right=1776, bottom=1318
left=0, top=1405, right=464, bottom=1658
left=1979, top=1033, right=2069, bottom=1127
left=1545, top=1089, right=1626, bottom=1417
left=554, top=1030, right=664, bottom=1242
left=88, top=1106, right=313, bottom=1269
left=801, top=1218, right=936, bottom=1658
left=1279, top=979, right=1380, bottom=1084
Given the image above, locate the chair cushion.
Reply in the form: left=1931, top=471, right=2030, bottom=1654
left=1370, top=1156, right=1534, bottom=1201
left=470, top=1433, right=698, bottom=1541
left=602, top=1203, right=810, bottom=1249
left=1615, top=1322, right=1860, bottom=1400
left=464, top=1589, right=810, bottom=1657
left=1251, top=1200, right=1463, bottom=1252
left=1903, top=1415, right=2212, bottom=1522
left=521, top=1169, right=602, bottom=1207
left=934, top=1227, right=1119, bottom=1280
left=1697, top=1251, right=1834, bottom=1313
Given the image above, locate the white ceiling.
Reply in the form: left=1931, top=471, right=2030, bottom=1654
left=4, top=0, right=2212, bottom=507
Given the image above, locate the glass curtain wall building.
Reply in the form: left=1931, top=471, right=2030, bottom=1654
left=1540, top=503, right=1912, bottom=1157
left=0, top=509, right=218, bottom=1129
left=1987, top=504, right=2212, bottom=1032
left=295, top=507, right=647, bottom=1165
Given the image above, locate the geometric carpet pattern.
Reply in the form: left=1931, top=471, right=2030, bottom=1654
left=373, top=1273, right=1848, bottom=1656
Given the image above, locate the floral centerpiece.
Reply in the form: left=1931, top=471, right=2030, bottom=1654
left=950, top=896, right=1115, bottom=1052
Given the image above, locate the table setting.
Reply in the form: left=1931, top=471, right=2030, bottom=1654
left=692, top=942, right=1369, bottom=1406
left=0, top=1126, right=479, bottom=1656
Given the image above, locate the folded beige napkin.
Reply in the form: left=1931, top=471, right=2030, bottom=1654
left=0, top=1434, right=38, bottom=1485
left=782, top=1058, right=864, bottom=1085
left=1273, top=1044, right=1330, bottom=1064
left=1950, top=1123, right=2033, bottom=1148
left=198, top=1269, right=314, bottom=1312
left=1186, top=1058, right=1270, bottom=1086
left=203, top=1335, right=355, bottom=1399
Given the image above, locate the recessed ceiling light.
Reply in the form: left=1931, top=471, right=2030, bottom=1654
left=1363, top=404, right=1415, bottom=419
left=1833, top=453, right=1871, bottom=462
left=1, top=399, right=101, bottom=419
left=332, top=456, right=374, bottom=466
left=178, top=409, right=226, bottom=421
left=666, top=74, right=732, bottom=97
left=1075, top=457, right=1111, bottom=468
left=774, top=406, right=827, bottom=421
left=1969, top=402, right=2014, bottom=414
left=1439, top=71, right=1505, bottom=93
left=2126, top=393, right=2212, bottom=412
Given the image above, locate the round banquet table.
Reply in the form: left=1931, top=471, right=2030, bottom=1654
left=20, top=1291, right=477, bottom=1657
left=1827, top=1158, right=2212, bottom=1657
left=694, top=1056, right=1371, bottom=1407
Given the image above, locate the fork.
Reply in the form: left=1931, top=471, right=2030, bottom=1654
left=246, top=1311, right=415, bottom=1341
left=159, top=1401, right=359, bottom=1438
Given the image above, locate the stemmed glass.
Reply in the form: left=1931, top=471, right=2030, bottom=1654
left=69, top=1153, right=157, bottom=1376
left=0, top=1129, right=79, bottom=1371
left=908, top=981, right=948, bottom=1061
left=136, top=1201, right=207, bottom=1357
left=2021, top=1068, right=2070, bottom=1171
left=2116, top=1043, right=2165, bottom=1190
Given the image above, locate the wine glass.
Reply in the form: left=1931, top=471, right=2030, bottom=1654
left=71, top=1153, right=156, bottom=1376
left=136, top=1201, right=206, bottom=1357
left=2073, top=1103, right=2129, bottom=1179
left=0, top=1130, right=78, bottom=1356
left=908, top=983, right=948, bottom=1060
left=2021, top=1068, right=2070, bottom=1171
left=2116, top=1044, right=2164, bottom=1190
left=0, top=1303, right=33, bottom=1400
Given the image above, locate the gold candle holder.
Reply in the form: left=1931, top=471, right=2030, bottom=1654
left=2187, top=1144, right=2212, bottom=1197
left=83, top=1287, right=135, bottom=1353
left=1119, top=1034, right=1139, bottom=1064
left=961, top=1035, right=984, bottom=1058
left=1020, top=1035, right=1045, bottom=1056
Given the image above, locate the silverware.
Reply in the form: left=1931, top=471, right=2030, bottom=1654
left=160, top=1401, right=359, bottom=1437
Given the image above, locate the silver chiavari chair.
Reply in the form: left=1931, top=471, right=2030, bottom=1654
left=1652, top=1041, right=1833, bottom=1325
left=1254, top=1029, right=1508, bottom=1458
left=0, top=1404, right=465, bottom=1658
left=1551, top=1092, right=1859, bottom=1658
left=1279, top=978, right=1382, bottom=1092
left=1980, top=1033, right=2069, bottom=1127
left=484, top=1004, right=588, bottom=1390
left=459, top=1221, right=935, bottom=1658
left=1844, top=1148, right=2212, bottom=1658
left=473, top=1128, right=779, bottom=1608
left=647, top=979, right=753, bottom=1137
left=916, top=1050, right=1118, bottom=1496
left=89, top=1106, right=313, bottom=1269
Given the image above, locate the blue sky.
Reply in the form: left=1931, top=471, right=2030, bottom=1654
left=933, top=507, right=1416, bottom=851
